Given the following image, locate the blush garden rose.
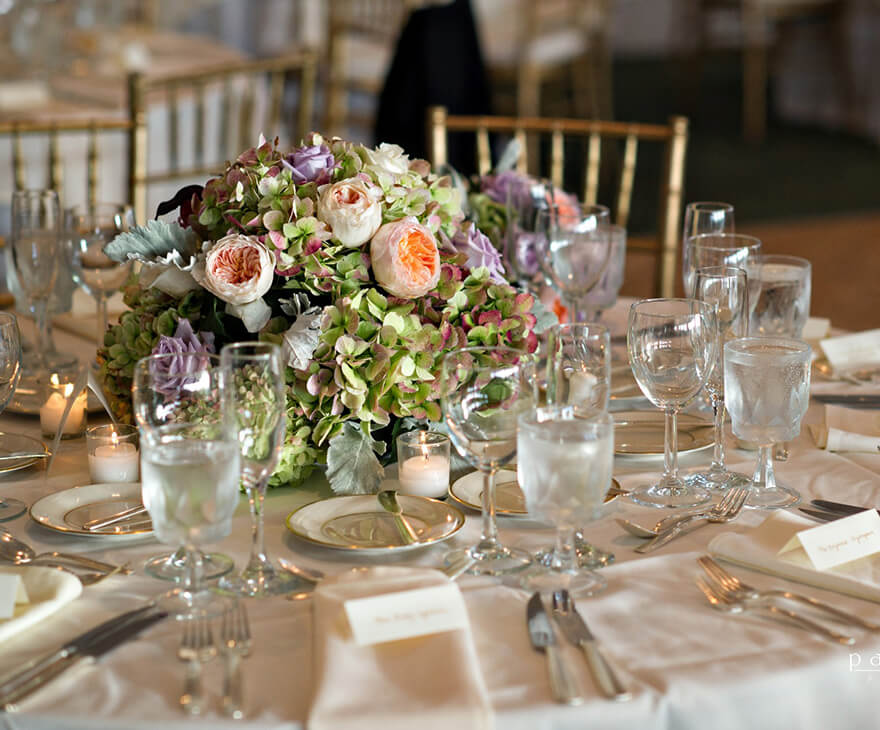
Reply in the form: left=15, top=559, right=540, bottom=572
left=316, top=177, right=383, bottom=248
left=194, top=234, right=275, bottom=305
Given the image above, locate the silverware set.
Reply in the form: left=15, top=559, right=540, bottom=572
left=695, top=556, right=879, bottom=644
left=177, top=602, right=251, bottom=718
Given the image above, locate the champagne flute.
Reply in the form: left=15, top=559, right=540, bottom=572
left=724, top=337, right=811, bottom=509
left=518, top=407, right=614, bottom=597
left=133, top=351, right=240, bottom=619
left=219, top=342, right=303, bottom=597
left=0, top=313, right=23, bottom=521
left=681, top=201, right=735, bottom=290
left=684, top=266, right=751, bottom=491
left=682, top=232, right=760, bottom=300
left=627, top=298, right=717, bottom=508
left=442, top=346, right=534, bottom=576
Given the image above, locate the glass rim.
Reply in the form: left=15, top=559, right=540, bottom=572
left=753, top=253, right=811, bottom=268
left=86, top=423, right=137, bottom=438
left=724, top=336, right=812, bottom=359
left=518, top=404, right=614, bottom=429
left=685, top=201, right=735, bottom=212
left=629, top=297, right=714, bottom=315
left=220, top=341, right=282, bottom=361
left=397, top=429, right=449, bottom=446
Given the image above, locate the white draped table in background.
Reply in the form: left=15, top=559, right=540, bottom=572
left=1, top=301, right=880, bottom=730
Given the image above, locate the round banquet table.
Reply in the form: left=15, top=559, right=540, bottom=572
left=0, top=301, right=879, bottom=730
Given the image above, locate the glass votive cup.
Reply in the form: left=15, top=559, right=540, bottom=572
left=87, top=424, right=139, bottom=483
left=396, top=431, right=451, bottom=498
left=40, top=373, right=87, bottom=439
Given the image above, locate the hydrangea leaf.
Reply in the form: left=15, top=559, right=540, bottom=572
left=325, top=421, right=385, bottom=495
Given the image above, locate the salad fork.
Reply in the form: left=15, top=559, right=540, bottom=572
left=178, top=616, right=216, bottom=715
left=220, top=601, right=251, bottom=719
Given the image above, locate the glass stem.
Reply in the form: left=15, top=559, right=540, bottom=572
left=553, top=526, right=577, bottom=572
left=475, top=469, right=500, bottom=553
left=96, top=296, right=108, bottom=349
left=183, top=544, right=203, bottom=595
left=663, top=407, right=680, bottom=483
left=710, top=394, right=726, bottom=472
left=753, top=445, right=776, bottom=490
left=245, top=477, right=273, bottom=573
left=33, top=298, right=50, bottom=369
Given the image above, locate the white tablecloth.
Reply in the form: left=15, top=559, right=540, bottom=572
left=1, top=309, right=879, bottom=729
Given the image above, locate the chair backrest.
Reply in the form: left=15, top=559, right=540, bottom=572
left=128, top=51, right=318, bottom=222
left=427, top=106, right=689, bottom=298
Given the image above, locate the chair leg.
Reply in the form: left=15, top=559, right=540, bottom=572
left=742, top=2, right=767, bottom=143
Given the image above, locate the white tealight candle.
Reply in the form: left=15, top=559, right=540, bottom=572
left=40, top=377, right=87, bottom=437
left=398, top=454, right=450, bottom=498
left=89, top=439, right=139, bottom=483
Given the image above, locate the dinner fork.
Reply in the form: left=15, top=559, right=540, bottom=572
left=696, top=577, right=855, bottom=645
left=220, top=601, right=251, bottom=719
left=635, top=487, right=748, bottom=553
left=698, top=556, right=880, bottom=631
left=178, top=616, right=217, bottom=715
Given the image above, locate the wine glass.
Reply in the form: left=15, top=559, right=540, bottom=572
left=65, top=203, right=136, bottom=347
left=0, top=313, right=23, bottom=521
left=503, top=178, right=553, bottom=291
left=682, top=232, right=760, bottom=299
left=627, top=298, right=717, bottom=508
left=218, top=342, right=303, bottom=597
left=724, top=337, right=811, bottom=509
left=442, top=346, right=535, bottom=576
left=681, top=202, right=735, bottom=287
left=518, top=407, right=614, bottom=597
left=537, top=203, right=613, bottom=322
left=10, top=190, right=61, bottom=375
left=747, top=254, right=811, bottom=338
left=684, top=266, right=752, bottom=491
left=575, top=224, right=627, bottom=323
left=133, top=351, right=241, bottom=618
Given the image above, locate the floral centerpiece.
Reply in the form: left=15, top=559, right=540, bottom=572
left=99, top=134, right=541, bottom=494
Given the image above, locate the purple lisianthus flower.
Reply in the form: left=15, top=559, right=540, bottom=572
left=481, top=170, right=533, bottom=209
left=452, top=225, right=506, bottom=284
left=282, top=143, right=337, bottom=185
left=150, top=319, right=216, bottom=398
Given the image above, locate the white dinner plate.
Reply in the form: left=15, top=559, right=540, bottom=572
left=0, top=565, right=82, bottom=644
left=285, top=495, right=465, bottom=554
left=29, top=482, right=152, bottom=539
left=0, top=433, right=49, bottom=474
left=449, top=470, right=624, bottom=516
left=609, top=363, right=649, bottom=411
left=613, top=410, right=714, bottom=456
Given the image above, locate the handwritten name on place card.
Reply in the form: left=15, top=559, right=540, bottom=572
left=344, top=584, right=469, bottom=646
left=780, top=510, right=880, bottom=571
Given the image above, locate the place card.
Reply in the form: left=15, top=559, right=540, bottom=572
left=779, top=510, right=880, bottom=571
left=343, top=583, right=469, bottom=646
left=0, top=574, right=29, bottom=619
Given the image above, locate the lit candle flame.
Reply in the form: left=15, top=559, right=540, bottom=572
left=111, top=431, right=119, bottom=448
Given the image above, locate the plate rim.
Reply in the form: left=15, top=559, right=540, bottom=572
left=0, top=432, right=49, bottom=474
left=28, top=481, right=151, bottom=537
left=284, top=494, right=465, bottom=553
left=613, top=409, right=714, bottom=456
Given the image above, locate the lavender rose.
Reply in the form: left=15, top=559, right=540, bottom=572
left=452, top=224, right=506, bottom=284
left=282, top=143, right=337, bottom=186
left=150, top=319, right=216, bottom=398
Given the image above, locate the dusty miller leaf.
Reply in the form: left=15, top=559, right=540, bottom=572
left=529, top=295, right=559, bottom=334
left=103, top=220, right=199, bottom=264
left=326, top=422, right=385, bottom=495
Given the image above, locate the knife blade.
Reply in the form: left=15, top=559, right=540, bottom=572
left=526, top=592, right=583, bottom=705
left=799, top=507, right=844, bottom=523
left=551, top=590, right=631, bottom=701
left=0, top=604, right=163, bottom=708
left=812, top=394, right=880, bottom=409
left=811, top=499, right=880, bottom=517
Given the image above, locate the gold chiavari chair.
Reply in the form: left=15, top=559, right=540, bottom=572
left=127, top=51, right=318, bottom=222
left=427, top=106, right=689, bottom=299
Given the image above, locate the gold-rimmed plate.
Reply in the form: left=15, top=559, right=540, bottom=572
left=613, top=410, right=714, bottom=456
left=29, top=482, right=152, bottom=538
left=448, top=470, right=624, bottom=516
left=0, top=433, right=48, bottom=474
left=285, top=495, right=465, bottom=553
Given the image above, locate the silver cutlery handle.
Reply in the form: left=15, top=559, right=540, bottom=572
left=222, top=652, right=244, bottom=719
left=545, top=645, right=584, bottom=705
left=50, top=553, right=128, bottom=573
left=1, top=656, right=83, bottom=710
left=635, top=515, right=701, bottom=553
left=776, top=591, right=880, bottom=632
left=579, top=641, right=632, bottom=701
left=181, top=661, right=203, bottom=715
left=760, top=605, right=854, bottom=645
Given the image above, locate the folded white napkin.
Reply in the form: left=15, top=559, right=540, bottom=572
left=820, top=329, right=880, bottom=374
left=0, top=566, right=82, bottom=643
left=809, top=404, right=880, bottom=453
left=802, top=317, right=831, bottom=343
left=709, top=511, right=880, bottom=603
left=308, top=566, right=492, bottom=730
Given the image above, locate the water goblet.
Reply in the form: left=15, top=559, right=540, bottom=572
left=503, top=178, right=554, bottom=291
left=684, top=266, right=751, bottom=491
left=724, top=337, right=811, bottom=509
left=65, top=203, right=136, bottom=347
left=218, top=342, right=303, bottom=597
left=627, top=298, right=717, bottom=508
left=0, top=313, right=23, bottom=521
left=748, top=254, right=811, bottom=338
left=442, top=346, right=535, bottom=576
left=518, top=407, right=614, bottom=597
left=681, top=202, right=735, bottom=288
left=133, top=351, right=241, bottom=619
left=682, top=232, right=761, bottom=300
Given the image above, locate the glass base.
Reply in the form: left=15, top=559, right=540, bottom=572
left=628, top=481, right=711, bottom=509
left=520, top=567, right=607, bottom=598
left=0, top=498, right=26, bottom=522
left=144, top=550, right=234, bottom=582
left=156, top=586, right=230, bottom=621
left=744, top=483, right=801, bottom=510
left=535, top=537, right=614, bottom=570
left=219, top=564, right=310, bottom=598
left=684, top=469, right=753, bottom=492
left=445, top=544, right=532, bottom=577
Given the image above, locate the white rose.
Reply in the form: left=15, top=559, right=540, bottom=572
left=192, top=234, right=274, bottom=305
left=316, top=177, right=383, bottom=248
left=363, top=143, right=410, bottom=177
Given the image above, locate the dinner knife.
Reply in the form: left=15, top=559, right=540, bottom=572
left=812, top=394, right=880, bottom=409
left=811, top=499, right=880, bottom=517
left=0, top=604, right=164, bottom=708
left=526, top=592, right=584, bottom=705
left=799, top=507, right=843, bottom=523
left=550, top=590, right=631, bottom=701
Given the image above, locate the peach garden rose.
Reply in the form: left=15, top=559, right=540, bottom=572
left=370, top=217, right=441, bottom=299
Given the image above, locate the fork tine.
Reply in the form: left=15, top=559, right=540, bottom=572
left=695, top=577, right=724, bottom=607
left=699, top=556, right=740, bottom=593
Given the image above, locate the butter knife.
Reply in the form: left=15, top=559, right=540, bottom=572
left=551, top=590, right=631, bottom=701
left=812, top=394, right=880, bottom=409
left=526, top=592, right=584, bottom=705
left=811, top=499, right=880, bottom=517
